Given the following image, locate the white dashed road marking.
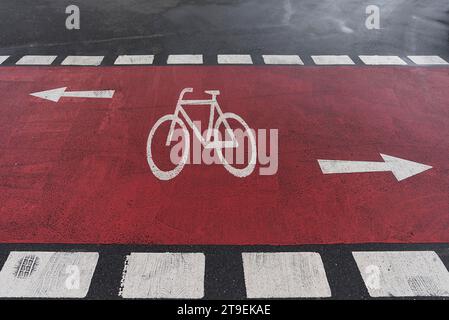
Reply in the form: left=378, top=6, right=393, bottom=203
left=311, top=55, right=355, bottom=65
left=0, top=251, right=99, bottom=298
left=114, top=55, right=154, bottom=65
left=408, top=55, right=449, bottom=65
left=353, top=251, right=449, bottom=297
left=217, top=54, right=253, bottom=64
left=0, top=56, right=9, bottom=64
left=0, top=54, right=448, bottom=66
left=167, top=54, right=203, bottom=64
left=242, top=252, right=331, bottom=298
left=119, top=252, right=205, bottom=299
left=0, top=248, right=447, bottom=299
left=16, top=55, right=57, bottom=65
left=61, top=55, right=104, bottom=66
left=359, top=55, right=407, bottom=65
left=262, top=55, right=304, bottom=65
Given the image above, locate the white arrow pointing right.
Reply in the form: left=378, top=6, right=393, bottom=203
left=318, top=153, right=432, bottom=181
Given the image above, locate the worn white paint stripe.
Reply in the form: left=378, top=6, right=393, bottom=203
left=61, top=56, right=104, bottom=66
left=217, top=54, right=253, bottom=64
left=0, top=251, right=99, bottom=298
left=262, top=55, right=304, bottom=65
left=353, top=251, right=449, bottom=297
left=0, top=56, right=9, bottom=64
left=119, top=252, right=205, bottom=299
left=63, top=90, right=115, bottom=99
left=16, top=55, right=57, bottom=65
left=359, top=55, right=407, bottom=65
left=408, top=55, right=448, bottom=65
left=167, top=54, right=203, bottom=64
left=242, top=252, right=331, bottom=298
left=114, top=55, right=154, bottom=65
left=311, top=55, right=355, bottom=65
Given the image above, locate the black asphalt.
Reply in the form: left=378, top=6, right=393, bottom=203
left=0, top=0, right=448, bottom=57
left=1, top=243, right=449, bottom=300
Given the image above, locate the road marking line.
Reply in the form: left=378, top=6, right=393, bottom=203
left=0, top=251, right=99, bottom=298
left=311, top=55, right=355, bottom=65
left=217, top=54, right=253, bottom=64
left=318, top=153, right=432, bottom=181
left=262, top=55, right=304, bottom=65
left=114, top=55, right=154, bottom=65
left=242, top=252, right=331, bottom=298
left=0, top=56, right=9, bottom=64
left=353, top=251, right=449, bottom=297
left=359, top=55, right=407, bottom=65
left=407, top=55, right=448, bottom=65
left=119, top=252, right=205, bottom=299
left=4, top=54, right=449, bottom=67
left=16, top=55, right=57, bottom=65
left=61, top=56, right=104, bottom=66
left=30, top=87, right=115, bottom=102
left=167, top=54, right=203, bottom=64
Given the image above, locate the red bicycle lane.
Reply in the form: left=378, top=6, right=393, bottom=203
left=0, top=66, right=448, bottom=245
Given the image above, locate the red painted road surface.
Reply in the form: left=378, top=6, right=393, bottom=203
left=0, top=66, right=448, bottom=244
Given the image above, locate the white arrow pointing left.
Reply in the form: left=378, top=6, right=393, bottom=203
left=30, top=87, right=115, bottom=102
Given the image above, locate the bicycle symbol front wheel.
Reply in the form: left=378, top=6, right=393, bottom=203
left=147, top=114, right=190, bottom=181
left=214, top=112, right=257, bottom=178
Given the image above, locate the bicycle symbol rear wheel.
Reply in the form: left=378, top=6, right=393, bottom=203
left=147, top=114, right=190, bottom=181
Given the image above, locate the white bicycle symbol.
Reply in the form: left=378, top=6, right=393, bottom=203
left=147, top=88, right=257, bottom=180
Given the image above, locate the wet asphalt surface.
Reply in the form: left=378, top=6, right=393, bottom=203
left=0, top=0, right=448, bottom=56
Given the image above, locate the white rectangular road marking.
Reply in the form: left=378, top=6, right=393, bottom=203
left=353, top=251, right=449, bottom=297
left=16, top=55, right=57, bottom=65
left=407, top=55, right=448, bottom=65
left=114, top=55, right=154, bottom=65
left=119, top=252, right=205, bottom=299
left=0, top=251, right=99, bottom=298
left=359, top=55, right=407, bottom=65
left=262, top=55, right=304, bottom=65
left=242, top=252, right=331, bottom=298
left=61, top=55, right=104, bottom=66
left=167, top=54, right=203, bottom=64
left=0, top=56, right=9, bottom=64
left=311, top=55, right=355, bottom=65
left=217, top=54, right=253, bottom=64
